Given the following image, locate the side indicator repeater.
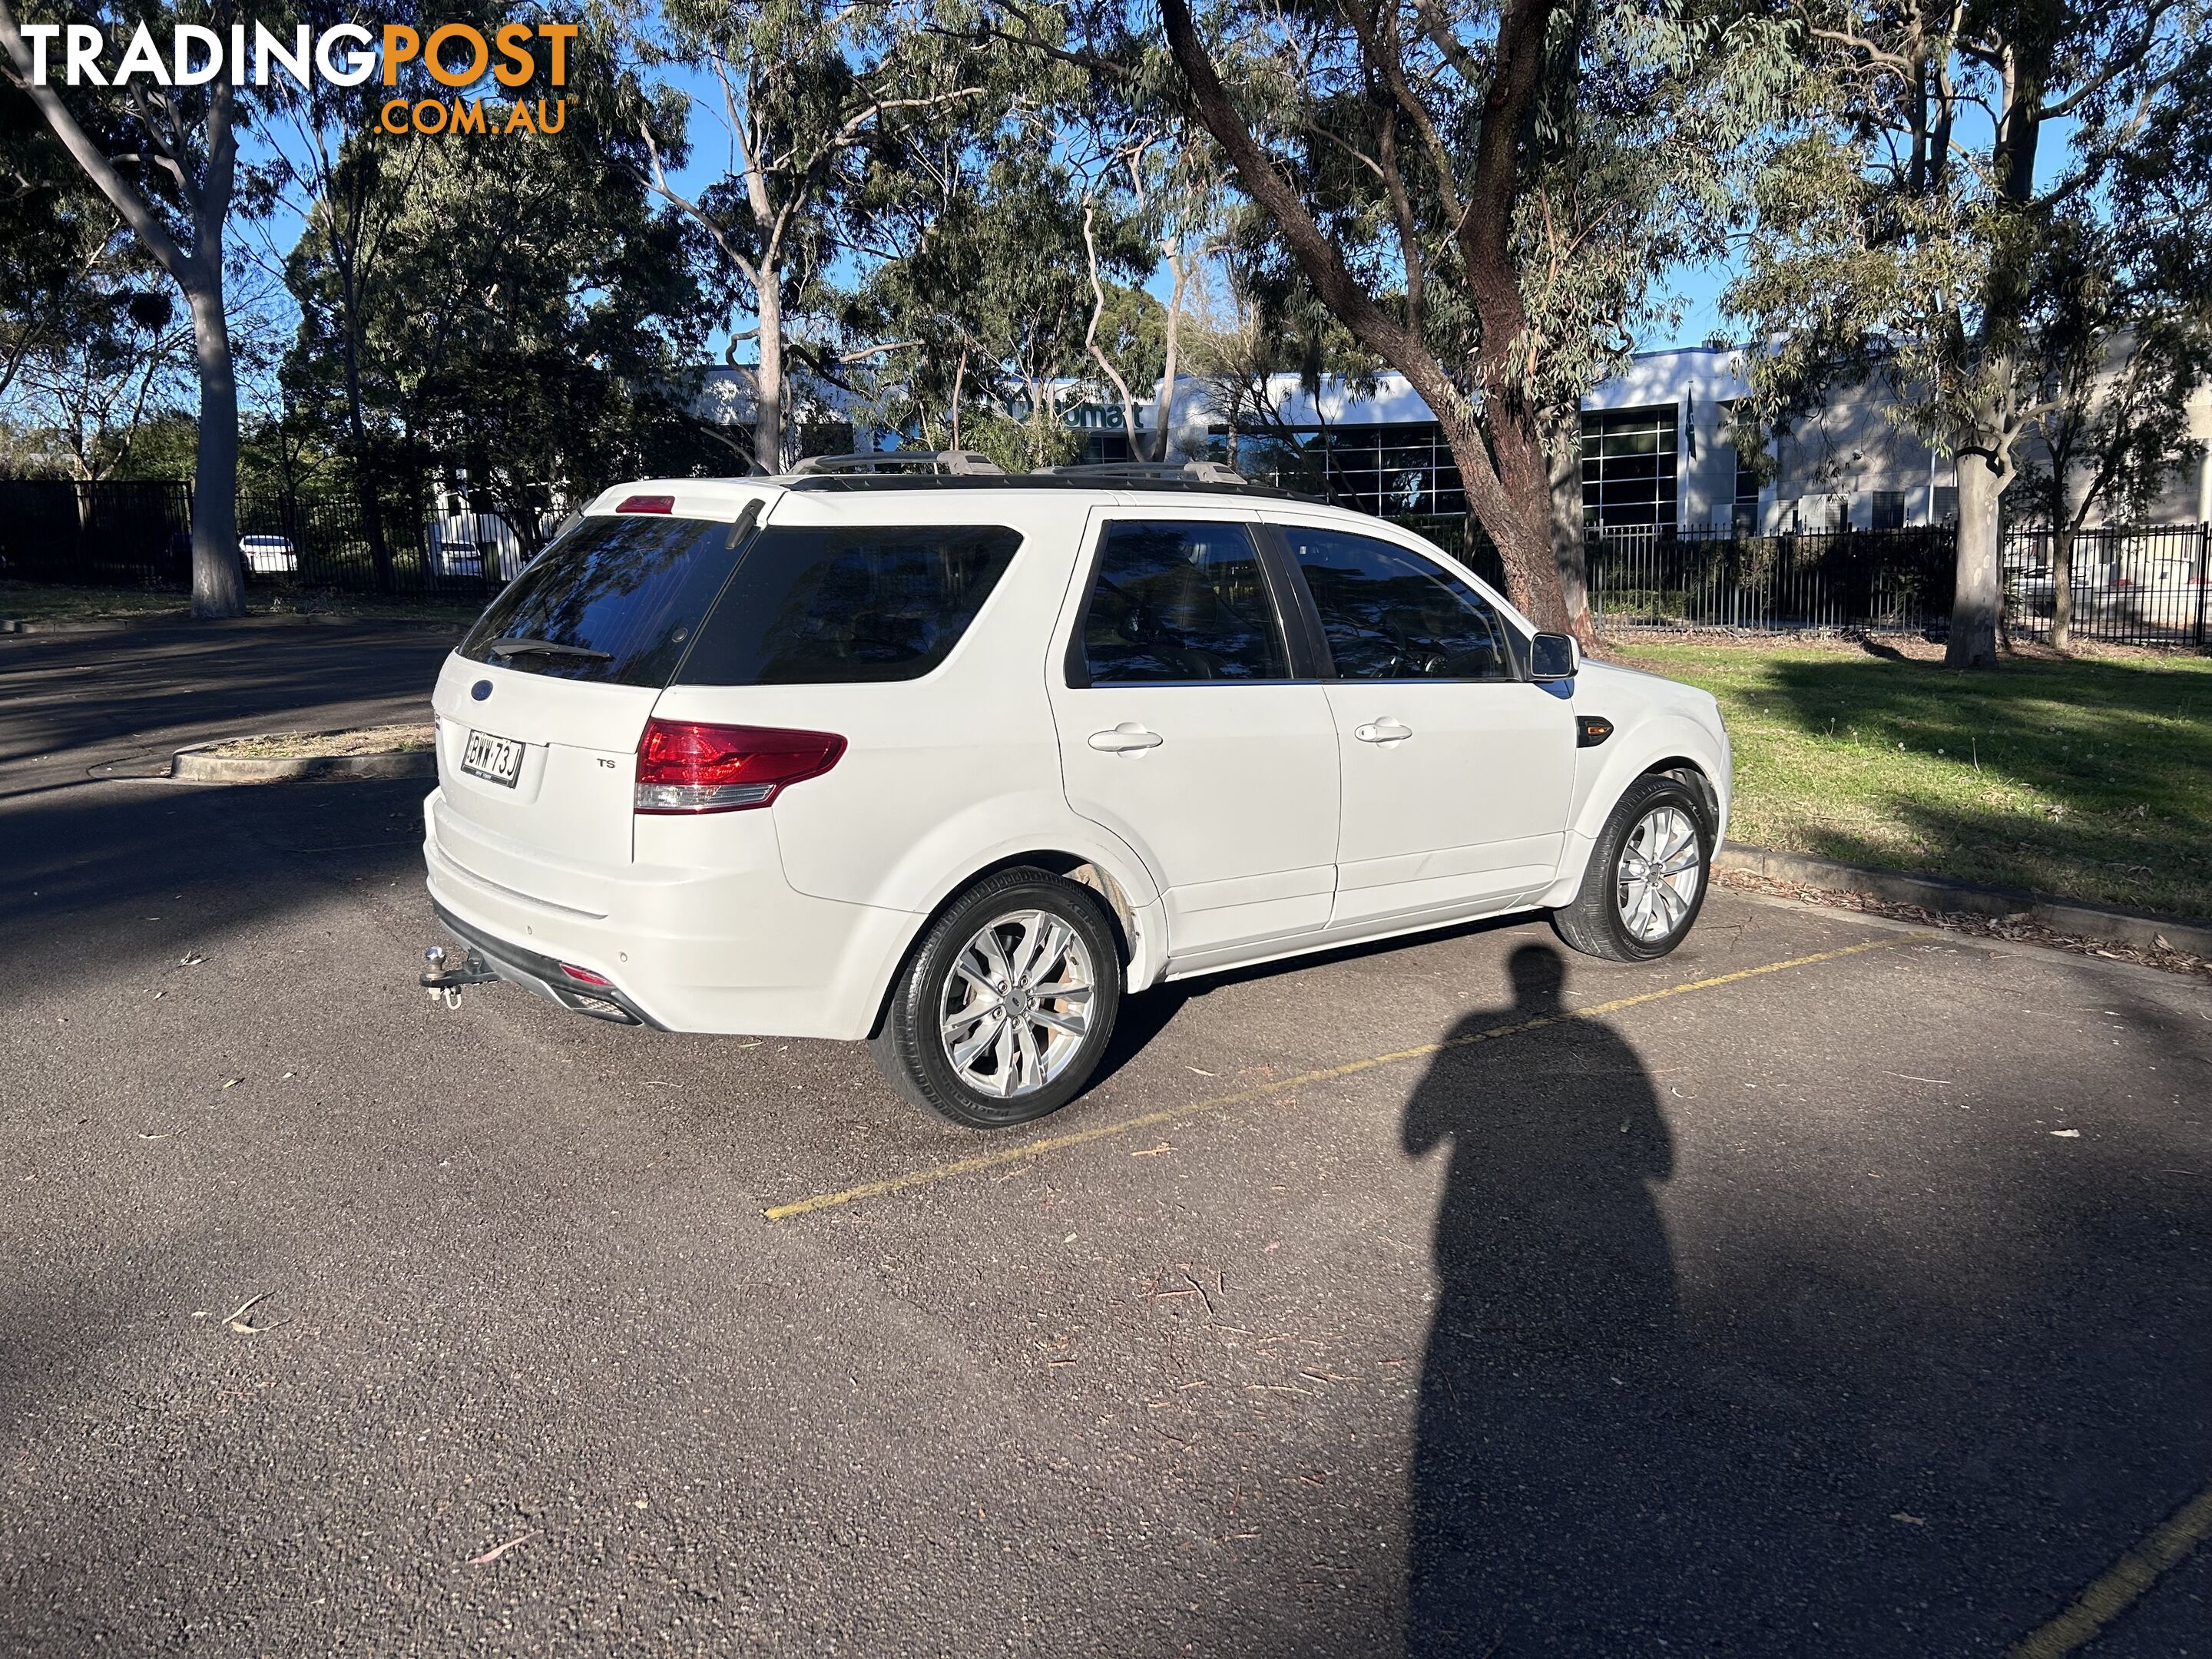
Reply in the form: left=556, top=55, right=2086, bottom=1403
left=1577, top=714, right=1614, bottom=748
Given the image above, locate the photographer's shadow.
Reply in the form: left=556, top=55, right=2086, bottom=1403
left=1402, top=943, right=1681, bottom=1656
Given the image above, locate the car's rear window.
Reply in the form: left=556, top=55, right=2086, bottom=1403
left=458, top=515, right=743, bottom=684
left=675, top=525, right=1021, bottom=686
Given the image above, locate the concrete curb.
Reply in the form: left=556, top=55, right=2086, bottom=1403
left=1715, top=843, right=2212, bottom=958
left=1, top=615, right=190, bottom=635
left=171, top=738, right=436, bottom=784
left=3, top=613, right=468, bottom=637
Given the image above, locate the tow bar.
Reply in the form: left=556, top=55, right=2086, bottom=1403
left=420, top=945, right=499, bottom=1008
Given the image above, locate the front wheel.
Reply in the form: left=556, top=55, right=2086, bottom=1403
left=869, top=868, right=1123, bottom=1129
left=1550, top=773, right=1712, bottom=962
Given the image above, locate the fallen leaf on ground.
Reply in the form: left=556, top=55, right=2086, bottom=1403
left=2050, top=1128, right=2081, bottom=1138
left=220, top=1077, right=241, bottom=1090
left=465, top=1530, right=540, bottom=1565
left=1891, top=1512, right=1927, bottom=1526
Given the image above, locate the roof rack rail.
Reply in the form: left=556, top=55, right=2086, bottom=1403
left=790, top=450, right=1005, bottom=477
left=1037, top=460, right=1250, bottom=485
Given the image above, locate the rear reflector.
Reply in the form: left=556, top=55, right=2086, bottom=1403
left=558, top=962, right=613, bottom=986
left=634, top=719, right=846, bottom=814
left=614, top=494, right=674, bottom=514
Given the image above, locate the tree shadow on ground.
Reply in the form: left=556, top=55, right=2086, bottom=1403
left=1711, top=651, right=2212, bottom=916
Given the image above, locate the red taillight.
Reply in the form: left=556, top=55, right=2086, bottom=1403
left=558, top=962, right=613, bottom=986
left=634, top=719, right=846, bottom=814
left=615, top=493, right=674, bottom=514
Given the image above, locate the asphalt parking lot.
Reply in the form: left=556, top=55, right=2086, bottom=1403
left=2, top=621, right=2207, bottom=1656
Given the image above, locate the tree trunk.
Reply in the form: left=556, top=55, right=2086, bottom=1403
left=950, top=352, right=965, bottom=453
left=185, top=274, right=243, bottom=619
left=1434, top=412, right=1568, bottom=633
left=1947, top=452, right=2004, bottom=669
left=2049, top=521, right=2075, bottom=652
left=755, top=280, right=786, bottom=474
left=337, top=260, right=392, bottom=592
left=1543, top=403, right=1596, bottom=650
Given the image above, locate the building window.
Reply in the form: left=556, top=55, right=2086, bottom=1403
left=1869, top=491, right=1906, bottom=531
left=1732, top=429, right=1760, bottom=535
left=1932, top=486, right=1959, bottom=525
left=1582, top=406, right=1679, bottom=528
left=1233, top=422, right=1467, bottom=517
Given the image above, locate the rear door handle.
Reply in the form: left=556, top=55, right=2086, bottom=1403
left=1354, top=720, right=1413, bottom=743
left=1088, top=724, right=1164, bottom=753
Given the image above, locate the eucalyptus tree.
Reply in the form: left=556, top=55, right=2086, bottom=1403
left=0, top=87, right=119, bottom=412
left=1727, top=0, right=2209, bottom=668
left=10, top=283, right=190, bottom=481
left=283, top=39, right=710, bottom=562
left=1028, top=0, right=1789, bottom=641
left=632, top=0, right=995, bottom=472
left=0, top=0, right=255, bottom=613
left=257, top=0, right=446, bottom=589
left=2014, top=100, right=2212, bottom=651
left=848, top=126, right=1151, bottom=468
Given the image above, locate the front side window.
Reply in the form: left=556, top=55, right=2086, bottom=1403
left=1284, top=528, right=1516, bottom=681
left=1079, top=520, right=1289, bottom=684
left=677, top=525, right=1021, bottom=686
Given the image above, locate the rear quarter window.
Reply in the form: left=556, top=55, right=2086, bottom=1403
left=674, top=525, right=1021, bottom=686
left=459, top=515, right=740, bottom=685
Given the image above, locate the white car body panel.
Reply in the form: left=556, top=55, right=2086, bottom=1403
left=418, top=474, right=1732, bottom=1040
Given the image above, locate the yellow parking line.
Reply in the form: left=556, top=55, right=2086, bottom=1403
left=762, top=933, right=1922, bottom=1222
left=2011, top=1482, right=2212, bottom=1659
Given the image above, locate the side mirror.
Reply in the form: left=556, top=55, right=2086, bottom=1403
left=1529, top=631, right=1579, bottom=682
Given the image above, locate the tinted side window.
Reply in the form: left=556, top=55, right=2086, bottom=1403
left=1081, top=521, right=1289, bottom=684
left=1285, top=528, right=1515, bottom=681
left=677, top=524, right=1020, bottom=686
left=459, top=515, right=740, bottom=686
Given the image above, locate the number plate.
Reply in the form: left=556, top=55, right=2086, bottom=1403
left=461, top=729, right=524, bottom=787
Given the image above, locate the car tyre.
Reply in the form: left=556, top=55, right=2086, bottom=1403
left=869, top=867, right=1123, bottom=1129
left=1550, top=773, right=1713, bottom=962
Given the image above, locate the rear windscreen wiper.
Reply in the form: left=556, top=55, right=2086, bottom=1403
left=486, top=636, right=612, bottom=661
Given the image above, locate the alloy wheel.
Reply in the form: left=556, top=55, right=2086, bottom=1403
left=937, top=909, right=1096, bottom=1098
left=1615, top=804, right=1702, bottom=943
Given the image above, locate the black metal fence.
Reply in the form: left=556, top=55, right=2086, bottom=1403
left=2001, top=523, right=2211, bottom=647
left=1586, top=524, right=1959, bottom=634
left=5, top=476, right=2207, bottom=646
left=0, top=478, right=538, bottom=601
left=0, top=479, right=194, bottom=587
left=233, top=491, right=525, bottom=599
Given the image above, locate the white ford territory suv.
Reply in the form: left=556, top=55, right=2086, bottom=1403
left=420, top=456, right=1730, bottom=1128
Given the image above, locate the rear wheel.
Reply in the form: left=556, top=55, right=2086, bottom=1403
left=869, top=868, right=1123, bottom=1129
left=1550, top=773, right=1712, bottom=962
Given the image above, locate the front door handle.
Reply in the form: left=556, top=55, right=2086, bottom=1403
left=1088, top=723, right=1164, bottom=753
left=1354, top=719, right=1413, bottom=744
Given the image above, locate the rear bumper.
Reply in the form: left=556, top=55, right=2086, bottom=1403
left=431, top=902, right=662, bottom=1027
left=420, top=790, right=921, bottom=1040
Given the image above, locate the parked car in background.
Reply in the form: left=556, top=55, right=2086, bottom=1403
left=427, top=503, right=552, bottom=583
left=238, top=534, right=298, bottom=576
left=419, top=455, right=1732, bottom=1128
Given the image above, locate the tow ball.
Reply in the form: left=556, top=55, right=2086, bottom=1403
left=420, top=945, right=499, bottom=1009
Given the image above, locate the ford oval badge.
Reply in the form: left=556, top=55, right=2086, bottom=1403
left=471, top=679, right=492, bottom=702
